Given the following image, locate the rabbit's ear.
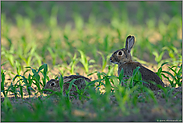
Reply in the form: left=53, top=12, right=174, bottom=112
left=125, top=35, right=135, bottom=53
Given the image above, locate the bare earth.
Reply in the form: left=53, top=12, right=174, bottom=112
left=1, top=85, right=182, bottom=121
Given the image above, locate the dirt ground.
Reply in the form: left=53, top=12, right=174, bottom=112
left=1, top=85, right=182, bottom=121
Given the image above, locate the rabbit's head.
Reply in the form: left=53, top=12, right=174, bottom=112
left=43, top=79, right=60, bottom=94
left=110, top=35, right=135, bottom=65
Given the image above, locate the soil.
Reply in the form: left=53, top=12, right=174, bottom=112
left=1, top=85, right=182, bottom=122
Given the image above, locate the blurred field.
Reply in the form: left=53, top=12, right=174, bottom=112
left=1, top=1, right=182, bottom=122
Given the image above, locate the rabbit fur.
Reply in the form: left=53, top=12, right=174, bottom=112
left=43, top=75, right=91, bottom=96
left=110, top=35, right=165, bottom=90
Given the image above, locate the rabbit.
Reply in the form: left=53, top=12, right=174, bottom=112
left=43, top=75, right=91, bottom=97
left=110, top=35, right=165, bottom=90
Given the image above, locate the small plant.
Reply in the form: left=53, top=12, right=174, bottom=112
left=98, top=51, right=112, bottom=72
left=1, top=69, right=6, bottom=97
left=1, top=45, right=15, bottom=69
left=78, top=50, right=95, bottom=74
left=153, top=46, right=182, bottom=67
left=68, top=53, right=79, bottom=74
left=47, top=47, right=58, bottom=66
left=157, top=62, right=182, bottom=87
left=162, top=65, right=182, bottom=87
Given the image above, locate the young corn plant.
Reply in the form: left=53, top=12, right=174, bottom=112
left=163, top=65, right=182, bottom=87
left=1, top=45, right=16, bottom=69
left=78, top=50, right=95, bottom=74
left=15, top=61, right=21, bottom=74
left=32, top=63, right=49, bottom=92
left=156, top=62, right=182, bottom=87
left=49, top=5, right=59, bottom=29
left=118, top=66, right=147, bottom=89
left=154, top=46, right=181, bottom=67
left=93, top=71, right=107, bottom=94
left=54, top=64, right=68, bottom=77
left=40, top=33, right=52, bottom=62
left=21, top=74, right=35, bottom=97
left=103, top=35, right=111, bottom=52
left=156, top=62, right=169, bottom=80
left=8, top=70, right=35, bottom=99
left=17, top=63, right=50, bottom=97
left=68, top=53, right=79, bottom=74
left=152, top=50, right=165, bottom=67
left=39, top=63, right=48, bottom=87
left=5, top=80, right=19, bottom=99
left=98, top=51, right=112, bottom=72
left=113, top=68, right=158, bottom=115
left=64, top=77, right=92, bottom=100
left=103, top=75, right=112, bottom=103
left=73, top=13, right=84, bottom=38
left=113, top=85, right=136, bottom=115
left=1, top=96, right=13, bottom=114
left=47, top=47, right=57, bottom=66
left=1, top=69, right=6, bottom=97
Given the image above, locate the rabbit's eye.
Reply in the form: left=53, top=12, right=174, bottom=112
left=118, top=51, right=123, bottom=56
left=51, top=82, right=55, bottom=86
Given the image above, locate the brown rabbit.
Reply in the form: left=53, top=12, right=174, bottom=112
left=43, top=75, right=91, bottom=96
left=110, top=35, right=165, bottom=90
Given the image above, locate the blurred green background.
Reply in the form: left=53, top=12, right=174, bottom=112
left=1, top=1, right=182, bottom=25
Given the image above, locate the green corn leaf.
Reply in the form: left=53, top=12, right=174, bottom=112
left=2, top=96, right=13, bottom=112
left=19, top=85, right=23, bottom=99
left=12, top=74, right=21, bottom=82
left=104, top=76, right=111, bottom=94
left=98, top=51, right=106, bottom=71
left=21, top=75, right=28, bottom=85
left=161, top=73, right=174, bottom=87
left=27, top=74, right=33, bottom=85
left=161, top=70, right=176, bottom=82
left=1, top=70, right=5, bottom=96
left=118, top=68, right=124, bottom=83
left=78, top=50, right=89, bottom=73
left=59, top=74, right=64, bottom=96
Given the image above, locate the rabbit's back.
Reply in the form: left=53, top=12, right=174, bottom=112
left=139, top=65, right=165, bottom=90
left=63, top=75, right=91, bottom=94
left=43, top=75, right=91, bottom=95
left=119, top=62, right=164, bottom=90
left=118, top=62, right=141, bottom=76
